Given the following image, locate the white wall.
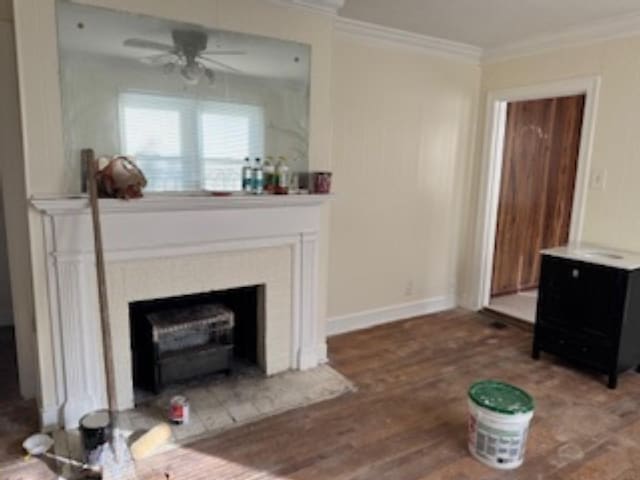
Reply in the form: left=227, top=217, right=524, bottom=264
left=328, top=33, right=480, bottom=327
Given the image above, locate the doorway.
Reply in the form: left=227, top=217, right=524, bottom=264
left=474, top=77, right=600, bottom=324
left=487, top=94, right=585, bottom=322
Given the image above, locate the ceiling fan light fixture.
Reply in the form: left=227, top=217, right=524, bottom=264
left=125, top=29, right=245, bottom=86
left=180, top=62, right=203, bottom=84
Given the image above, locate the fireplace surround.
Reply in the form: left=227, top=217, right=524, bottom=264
left=32, top=194, right=329, bottom=429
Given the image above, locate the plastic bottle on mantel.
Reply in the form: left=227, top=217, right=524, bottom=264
left=252, top=157, right=264, bottom=194
left=242, top=157, right=253, bottom=193
left=276, top=156, right=289, bottom=194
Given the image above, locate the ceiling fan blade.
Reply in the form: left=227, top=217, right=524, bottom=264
left=139, top=53, right=178, bottom=65
left=202, top=50, right=247, bottom=56
left=200, top=56, right=243, bottom=73
left=123, top=38, right=174, bottom=52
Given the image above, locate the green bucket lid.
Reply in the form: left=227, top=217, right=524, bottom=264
left=468, top=380, right=534, bottom=415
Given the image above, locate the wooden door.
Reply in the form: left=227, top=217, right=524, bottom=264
left=491, top=94, right=585, bottom=297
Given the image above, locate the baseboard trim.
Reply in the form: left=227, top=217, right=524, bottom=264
left=316, top=341, right=328, bottom=364
left=327, top=295, right=457, bottom=336
left=40, top=405, right=61, bottom=432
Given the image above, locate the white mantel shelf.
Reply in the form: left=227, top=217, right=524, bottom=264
left=31, top=193, right=332, bottom=215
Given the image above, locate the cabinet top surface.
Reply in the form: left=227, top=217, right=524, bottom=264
left=542, top=243, right=640, bottom=271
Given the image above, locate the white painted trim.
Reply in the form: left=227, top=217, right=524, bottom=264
left=316, top=341, right=328, bottom=364
left=484, top=12, right=640, bottom=64
left=31, top=193, right=331, bottom=216
left=335, top=17, right=482, bottom=64
left=40, top=405, right=60, bottom=432
left=268, top=0, right=344, bottom=16
left=326, top=295, right=457, bottom=336
left=473, top=76, right=601, bottom=311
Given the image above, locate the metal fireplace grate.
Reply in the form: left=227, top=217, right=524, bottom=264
left=134, top=303, right=235, bottom=393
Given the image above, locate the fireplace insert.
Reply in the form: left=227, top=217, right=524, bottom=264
left=130, top=286, right=262, bottom=396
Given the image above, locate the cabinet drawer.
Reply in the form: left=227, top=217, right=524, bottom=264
left=538, top=256, right=626, bottom=337
left=537, top=327, right=613, bottom=369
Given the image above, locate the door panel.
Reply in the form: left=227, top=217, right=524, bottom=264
left=491, top=95, right=585, bottom=296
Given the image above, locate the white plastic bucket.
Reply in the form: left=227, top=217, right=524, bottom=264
left=467, top=382, right=534, bottom=470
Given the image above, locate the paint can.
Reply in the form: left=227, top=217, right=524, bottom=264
left=467, top=380, right=534, bottom=470
left=79, top=409, right=112, bottom=465
left=169, top=395, right=190, bottom=425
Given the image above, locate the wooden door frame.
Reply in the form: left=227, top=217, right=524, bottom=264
left=474, top=76, right=601, bottom=310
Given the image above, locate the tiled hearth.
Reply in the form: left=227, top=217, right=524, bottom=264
left=53, top=365, right=354, bottom=475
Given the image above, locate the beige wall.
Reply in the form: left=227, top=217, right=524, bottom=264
left=20, top=0, right=640, bottom=426
left=0, top=0, right=13, bottom=328
left=13, top=0, right=483, bottom=422
left=0, top=179, right=13, bottom=326
left=329, top=34, right=480, bottom=317
left=1, top=0, right=37, bottom=398
left=461, top=36, right=640, bottom=305
left=0, top=0, right=10, bottom=22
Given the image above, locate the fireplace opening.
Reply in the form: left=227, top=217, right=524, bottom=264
left=129, top=284, right=265, bottom=404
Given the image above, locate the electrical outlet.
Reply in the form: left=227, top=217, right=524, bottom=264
left=590, top=168, right=607, bottom=190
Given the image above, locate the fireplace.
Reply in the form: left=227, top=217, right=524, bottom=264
left=31, top=194, right=328, bottom=429
left=130, top=285, right=265, bottom=400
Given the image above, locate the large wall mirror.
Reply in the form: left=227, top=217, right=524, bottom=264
left=55, top=0, right=311, bottom=192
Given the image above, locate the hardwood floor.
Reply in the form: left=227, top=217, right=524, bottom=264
left=0, top=327, right=39, bottom=469
left=4, top=309, right=640, bottom=479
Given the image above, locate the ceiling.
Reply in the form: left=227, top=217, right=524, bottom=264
left=339, top=0, right=640, bottom=49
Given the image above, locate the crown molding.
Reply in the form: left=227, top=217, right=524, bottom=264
left=268, top=0, right=345, bottom=16
left=335, top=17, right=482, bottom=64
left=484, top=12, right=640, bottom=64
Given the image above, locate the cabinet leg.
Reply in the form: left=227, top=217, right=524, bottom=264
left=531, top=346, right=540, bottom=360
left=608, top=373, right=618, bottom=390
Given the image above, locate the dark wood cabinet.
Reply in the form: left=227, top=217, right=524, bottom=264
left=533, top=252, right=640, bottom=388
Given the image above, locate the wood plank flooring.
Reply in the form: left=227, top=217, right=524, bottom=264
left=4, top=309, right=640, bottom=479
left=0, top=327, right=39, bottom=468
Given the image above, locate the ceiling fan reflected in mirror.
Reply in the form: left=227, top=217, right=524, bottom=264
left=123, top=30, right=246, bottom=85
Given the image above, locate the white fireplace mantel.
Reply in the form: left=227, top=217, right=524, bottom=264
left=32, top=192, right=331, bottom=215
left=32, top=193, right=330, bottom=429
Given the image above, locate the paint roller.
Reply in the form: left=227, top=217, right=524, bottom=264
left=130, top=423, right=173, bottom=460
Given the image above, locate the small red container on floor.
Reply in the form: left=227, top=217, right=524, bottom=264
left=169, top=396, right=190, bottom=425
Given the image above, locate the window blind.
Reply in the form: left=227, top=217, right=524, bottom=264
left=120, top=92, right=264, bottom=192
